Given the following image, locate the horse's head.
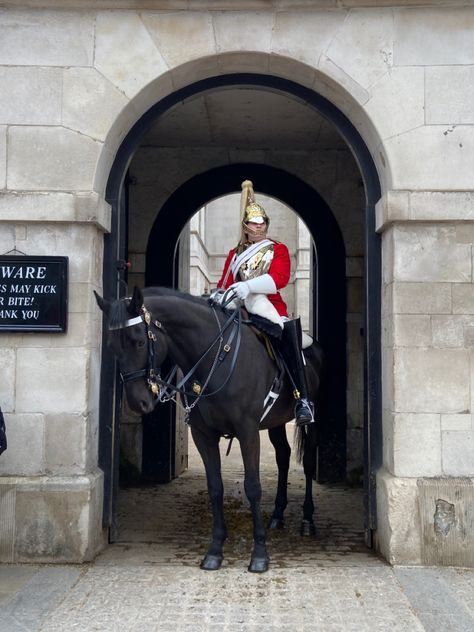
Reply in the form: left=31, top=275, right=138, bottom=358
left=94, top=286, right=167, bottom=414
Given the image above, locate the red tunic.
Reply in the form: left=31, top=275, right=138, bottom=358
left=217, top=241, right=290, bottom=317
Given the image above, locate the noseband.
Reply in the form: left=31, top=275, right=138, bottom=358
left=110, top=305, right=163, bottom=396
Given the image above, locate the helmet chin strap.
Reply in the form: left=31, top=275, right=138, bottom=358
left=246, top=232, right=267, bottom=243
left=244, top=223, right=268, bottom=242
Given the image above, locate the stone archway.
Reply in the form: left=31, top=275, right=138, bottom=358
left=101, top=71, right=382, bottom=544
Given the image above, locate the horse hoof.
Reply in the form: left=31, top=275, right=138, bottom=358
left=300, top=519, right=316, bottom=537
left=248, top=557, right=269, bottom=573
left=200, top=554, right=223, bottom=571
left=268, top=517, right=284, bottom=530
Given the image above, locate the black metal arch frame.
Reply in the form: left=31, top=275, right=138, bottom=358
left=101, top=73, right=382, bottom=543
left=145, top=163, right=348, bottom=484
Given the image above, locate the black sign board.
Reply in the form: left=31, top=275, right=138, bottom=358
left=0, top=256, right=68, bottom=332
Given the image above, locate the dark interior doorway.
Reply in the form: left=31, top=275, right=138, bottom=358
left=145, top=164, right=347, bottom=483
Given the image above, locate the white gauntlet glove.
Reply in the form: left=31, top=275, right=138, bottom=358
left=230, top=281, right=250, bottom=300
left=230, top=274, right=277, bottom=301
left=243, top=274, right=277, bottom=295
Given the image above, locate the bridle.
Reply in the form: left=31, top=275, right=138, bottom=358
left=110, top=304, right=164, bottom=397
left=110, top=293, right=243, bottom=420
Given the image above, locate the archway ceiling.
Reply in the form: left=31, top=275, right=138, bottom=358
left=141, top=88, right=346, bottom=151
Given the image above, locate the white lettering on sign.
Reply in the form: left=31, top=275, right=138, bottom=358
left=0, top=266, right=47, bottom=279
left=8, top=296, right=34, bottom=306
left=21, top=310, right=39, bottom=320
left=33, top=285, right=56, bottom=294
left=10, top=285, right=31, bottom=294
left=0, top=309, right=18, bottom=318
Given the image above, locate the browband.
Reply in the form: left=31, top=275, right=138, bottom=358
left=109, top=315, right=143, bottom=330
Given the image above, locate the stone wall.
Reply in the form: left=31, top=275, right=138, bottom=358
left=0, top=220, right=107, bottom=562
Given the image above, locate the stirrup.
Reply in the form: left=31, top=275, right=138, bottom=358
left=294, top=398, right=315, bottom=426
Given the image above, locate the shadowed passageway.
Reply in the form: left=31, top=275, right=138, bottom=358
left=111, top=429, right=372, bottom=569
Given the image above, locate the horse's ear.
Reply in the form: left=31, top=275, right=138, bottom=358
left=128, top=286, right=144, bottom=315
left=94, top=291, right=111, bottom=317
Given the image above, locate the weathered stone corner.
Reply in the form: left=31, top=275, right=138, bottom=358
left=0, top=471, right=106, bottom=563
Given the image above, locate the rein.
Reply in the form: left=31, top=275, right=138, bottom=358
left=155, top=302, right=243, bottom=419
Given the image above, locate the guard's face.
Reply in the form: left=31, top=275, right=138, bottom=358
left=244, top=220, right=268, bottom=242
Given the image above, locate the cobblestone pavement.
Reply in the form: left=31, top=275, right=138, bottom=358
left=1, top=431, right=473, bottom=631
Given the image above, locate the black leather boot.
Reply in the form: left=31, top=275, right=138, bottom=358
left=279, top=318, right=315, bottom=426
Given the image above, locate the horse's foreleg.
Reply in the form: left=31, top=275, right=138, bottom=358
left=267, top=425, right=291, bottom=529
left=301, top=424, right=318, bottom=536
left=239, top=431, right=269, bottom=573
left=191, top=426, right=227, bottom=570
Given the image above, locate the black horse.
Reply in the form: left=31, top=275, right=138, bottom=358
left=95, top=286, right=325, bottom=572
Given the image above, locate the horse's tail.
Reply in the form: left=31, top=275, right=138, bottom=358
left=294, top=339, right=326, bottom=465
left=294, top=424, right=306, bottom=464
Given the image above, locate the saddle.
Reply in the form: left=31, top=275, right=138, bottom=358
left=205, top=292, right=311, bottom=423
left=243, top=309, right=313, bottom=350
left=238, top=308, right=288, bottom=422
left=240, top=309, right=314, bottom=422
left=244, top=309, right=283, bottom=341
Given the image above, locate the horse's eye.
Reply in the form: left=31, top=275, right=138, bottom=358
left=137, top=339, right=146, bottom=349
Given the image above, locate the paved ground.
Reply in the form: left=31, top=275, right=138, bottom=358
left=0, top=430, right=473, bottom=631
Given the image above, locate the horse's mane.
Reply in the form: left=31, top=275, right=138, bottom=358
left=143, top=286, right=208, bottom=307
left=107, top=286, right=220, bottom=331
left=143, top=287, right=232, bottom=325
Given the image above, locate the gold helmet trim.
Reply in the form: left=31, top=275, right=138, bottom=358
left=243, top=202, right=268, bottom=225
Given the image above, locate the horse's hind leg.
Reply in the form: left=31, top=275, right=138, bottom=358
left=239, top=431, right=269, bottom=573
left=267, top=425, right=291, bottom=529
left=191, top=425, right=227, bottom=570
left=301, top=424, right=318, bottom=536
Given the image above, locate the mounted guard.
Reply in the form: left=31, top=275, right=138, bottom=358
left=216, top=180, right=315, bottom=426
